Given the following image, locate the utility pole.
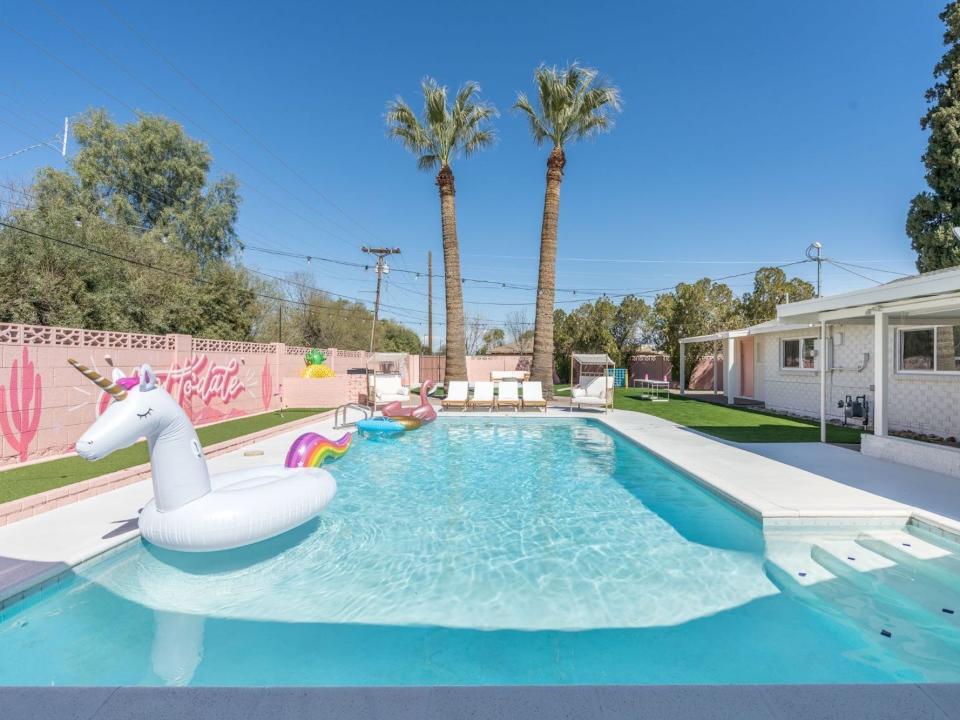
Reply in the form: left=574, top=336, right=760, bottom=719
left=806, top=242, right=823, bottom=297
left=427, top=250, right=433, bottom=354
left=363, top=246, right=401, bottom=353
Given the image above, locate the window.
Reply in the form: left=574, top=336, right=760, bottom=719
left=781, top=337, right=816, bottom=370
left=899, top=325, right=960, bottom=372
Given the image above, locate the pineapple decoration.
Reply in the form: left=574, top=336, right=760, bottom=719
left=301, top=348, right=335, bottom=379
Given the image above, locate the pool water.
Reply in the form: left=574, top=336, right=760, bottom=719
left=2, top=418, right=960, bottom=686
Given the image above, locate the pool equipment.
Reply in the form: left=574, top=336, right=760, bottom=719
left=284, top=432, right=352, bottom=468
left=837, top=394, right=869, bottom=428
left=69, top=359, right=338, bottom=553
left=382, top=380, right=438, bottom=423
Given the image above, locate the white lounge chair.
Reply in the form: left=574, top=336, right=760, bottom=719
left=521, top=381, right=546, bottom=413
left=369, top=373, right=410, bottom=406
left=469, top=381, right=495, bottom=411
left=441, top=381, right=469, bottom=411
left=570, top=375, right=613, bottom=412
left=497, top=381, right=520, bottom=411
left=490, top=370, right=530, bottom=383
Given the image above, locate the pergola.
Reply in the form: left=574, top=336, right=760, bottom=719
left=679, top=320, right=817, bottom=400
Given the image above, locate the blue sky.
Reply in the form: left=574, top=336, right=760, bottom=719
left=0, top=0, right=947, bottom=340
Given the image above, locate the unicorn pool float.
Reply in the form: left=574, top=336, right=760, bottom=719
left=356, top=380, right=438, bottom=435
left=70, top=359, right=349, bottom=552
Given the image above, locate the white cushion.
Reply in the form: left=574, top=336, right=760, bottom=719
left=571, top=387, right=586, bottom=398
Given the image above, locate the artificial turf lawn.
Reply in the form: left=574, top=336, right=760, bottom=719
left=555, top=386, right=863, bottom=444
left=0, top=408, right=331, bottom=504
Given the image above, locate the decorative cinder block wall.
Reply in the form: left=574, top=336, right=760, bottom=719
left=0, top=322, right=530, bottom=465
left=756, top=325, right=960, bottom=438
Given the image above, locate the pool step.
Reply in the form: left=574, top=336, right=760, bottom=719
left=811, top=543, right=960, bottom=643
left=813, top=540, right=895, bottom=573
left=857, top=530, right=951, bottom=562
left=764, top=540, right=835, bottom=586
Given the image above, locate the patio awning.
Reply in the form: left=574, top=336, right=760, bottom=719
left=680, top=321, right=816, bottom=345
left=777, top=266, right=960, bottom=324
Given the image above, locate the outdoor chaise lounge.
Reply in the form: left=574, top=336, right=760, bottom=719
left=369, top=373, right=410, bottom=406
left=496, top=380, right=521, bottom=411
left=441, top=381, right=469, bottom=411
left=490, top=370, right=530, bottom=383
left=469, top=381, right=496, bottom=411
left=521, top=381, right=547, bottom=412
left=569, top=353, right=615, bottom=413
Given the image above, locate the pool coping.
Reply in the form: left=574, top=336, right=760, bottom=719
left=2, top=683, right=959, bottom=720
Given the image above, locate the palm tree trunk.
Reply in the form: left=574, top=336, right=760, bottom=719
left=530, top=146, right=565, bottom=398
left=436, top=165, right=468, bottom=381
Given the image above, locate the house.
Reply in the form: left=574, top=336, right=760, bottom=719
left=679, top=266, right=960, bottom=477
left=490, top=337, right=533, bottom=355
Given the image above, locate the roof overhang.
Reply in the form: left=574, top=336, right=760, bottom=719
left=777, top=267, right=960, bottom=324
left=680, top=322, right=817, bottom=345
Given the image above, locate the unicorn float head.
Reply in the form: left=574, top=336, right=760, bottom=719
left=71, top=359, right=211, bottom=512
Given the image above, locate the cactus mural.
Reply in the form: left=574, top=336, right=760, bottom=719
left=261, top=359, right=273, bottom=411
left=301, top=349, right=334, bottom=379
left=0, top=348, right=43, bottom=461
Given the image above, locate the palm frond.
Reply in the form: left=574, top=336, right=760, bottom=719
left=385, top=77, right=497, bottom=170
left=417, top=154, right=440, bottom=171
left=515, top=62, right=622, bottom=149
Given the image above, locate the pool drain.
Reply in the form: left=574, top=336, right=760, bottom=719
left=881, top=629, right=892, bottom=638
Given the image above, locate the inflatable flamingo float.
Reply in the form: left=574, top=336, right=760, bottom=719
left=70, top=359, right=345, bottom=552
left=381, top=380, right=438, bottom=423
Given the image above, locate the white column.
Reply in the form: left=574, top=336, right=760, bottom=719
left=725, top=336, right=738, bottom=405
left=873, top=311, right=889, bottom=436
left=679, top=342, right=686, bottom=396
left=712, top=341, right=718, bottom=395
left=819, top=321, right=827, bottom=443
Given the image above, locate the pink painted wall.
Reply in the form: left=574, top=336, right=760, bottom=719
left=0, top=321, right=533, bottom=465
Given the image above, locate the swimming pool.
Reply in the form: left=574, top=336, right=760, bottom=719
left=2, top=417, right=960, bottom=685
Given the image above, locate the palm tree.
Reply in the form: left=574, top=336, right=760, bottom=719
left=386, top=79, right=497, bottom=382
left=515, top=63, right=622, bottom=397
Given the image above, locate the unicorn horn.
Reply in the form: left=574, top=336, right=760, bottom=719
left=68, top=358, right=127, bottom=401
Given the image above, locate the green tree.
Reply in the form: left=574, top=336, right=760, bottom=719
left=386, top=79, right=497, bottom=382
left=0, top=179, right=261, bottom=340
left=479, top=327, right=505, bottom=354
left=551, top=296, right=650, bottom=380
left=651, top=279, right=742, bottom=386
left=515, top=63, right=622, bottom=397
left=907, top=2, right=960, bottom=271
left=739, top=267, right=816, bottom=326
left=379, top=320, right=423, bottom=353
left=69, top=109, right=241, bottom=263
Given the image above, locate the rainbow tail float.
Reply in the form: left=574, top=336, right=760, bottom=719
left=284, top=432, right=352, bottom=468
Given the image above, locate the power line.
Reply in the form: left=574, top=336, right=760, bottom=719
left=2, top=17, right=362, bottom=251
left=96, top=0, right=380, bottom=246
left=825, top=259, right=883, bottom=285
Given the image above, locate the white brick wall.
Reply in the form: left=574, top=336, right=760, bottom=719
left=756, top=325, right=960, bottom=440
